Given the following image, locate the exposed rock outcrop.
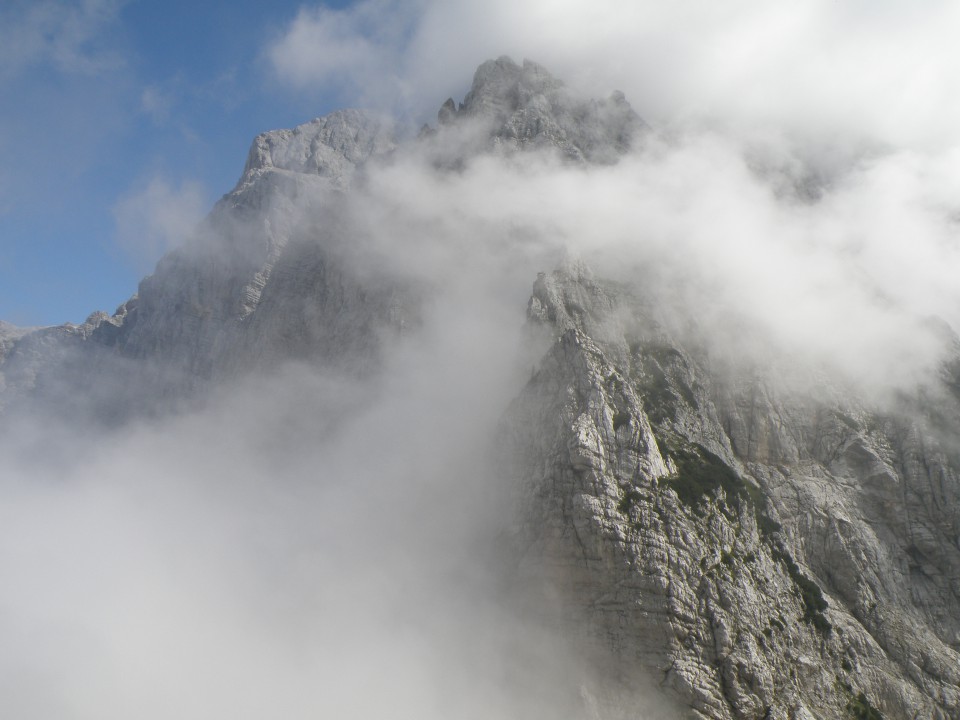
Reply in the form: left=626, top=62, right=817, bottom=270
left=432, top=56, right=646, bottom=163
left=502, top=262, right=960, bottom=719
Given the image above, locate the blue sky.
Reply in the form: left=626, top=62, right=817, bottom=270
left=0, top=0, right=364, bottom=326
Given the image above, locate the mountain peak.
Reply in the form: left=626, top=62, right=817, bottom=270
left=435, top=56, right=647, bottom=163
left=461, top=56, right=564, bottom=120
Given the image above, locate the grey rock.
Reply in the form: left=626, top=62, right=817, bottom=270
left=237, top=108, right=396, bottom=191
left=501, top=263, right=960, bottom=719
left=425, top=56, right=647, bottom=164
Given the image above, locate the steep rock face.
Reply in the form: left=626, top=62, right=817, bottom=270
left=0, top=319, right=96, bottom=414
left=107, top=109, right=402, bottom=378
left=0, top=321, right=30, bottom=397
left=502, top=263, right=960, bottom=719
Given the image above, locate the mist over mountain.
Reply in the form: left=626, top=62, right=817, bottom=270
left=2, top=56, right=960, bottom=719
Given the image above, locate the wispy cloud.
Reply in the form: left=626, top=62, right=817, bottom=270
left=112, top=176, right=208, bottom=273
left=140, top=84, right=174, bottom=124
left=0, top=0, right=126, bottom=81
left=268, top=0, right=960, bottom=149
left=267, top=0, right=425, bottom=110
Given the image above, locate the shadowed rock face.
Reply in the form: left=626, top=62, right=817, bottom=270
left=3, top=58, right=960, bottom=719
left=502, top=262, right=960, bottom=719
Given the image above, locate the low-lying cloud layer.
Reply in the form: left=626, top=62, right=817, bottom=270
left=0, top=336, right=607, bottom=719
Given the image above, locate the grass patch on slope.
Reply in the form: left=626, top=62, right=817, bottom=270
left=660, top=439, right=833, bottom=637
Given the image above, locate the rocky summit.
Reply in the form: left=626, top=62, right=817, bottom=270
left=2, top=57, right=959, bottom=719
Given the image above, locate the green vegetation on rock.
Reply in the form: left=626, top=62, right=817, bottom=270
left=656, top=437, right=833, bottom=637
left=845, top=689, right=884, bottom=720
left=772, top=544, right=832, bottom=636
left=617, top=488, right=644, bottom=514
left=669, top=443, right=745, bottom=509
left=632, top=343, right=699, bottom=422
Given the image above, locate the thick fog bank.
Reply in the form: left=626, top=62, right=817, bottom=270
left=0, top=339, right=588, bottom=718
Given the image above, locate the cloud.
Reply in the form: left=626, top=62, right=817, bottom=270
left=269, top=0, right=960, bottom=150
left=267, top=0, right=425, bottom=110
left=0, top=0, right=126, bottom=81
left=8, top=3, right=960, bottom=716
left=140, top=84, right=174, bottom=124
left=263, top=0, right=960, bottom=391
left=112, top=177, right=208, bottom=273
left=0, top=311, right=679, bottom=718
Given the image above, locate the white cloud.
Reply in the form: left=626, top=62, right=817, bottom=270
left=269, top=0, right=960, bottom=150
left=262, top=0, right=960, bottom=390
left=267, top=0, right=425, bottom=109
left=7, top=3, right=960, bottom=715
left=140, top=85, right=173, bottom=124
left=0, top=0, right=126, bottom=81
left=0, top=310, right=678, bottom=717
left=112, top=177, right=208, bottom=272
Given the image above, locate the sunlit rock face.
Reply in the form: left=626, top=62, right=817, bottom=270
left=2, top=57, right=960, bottom=719
left=502, top=263, right=960, bottom=719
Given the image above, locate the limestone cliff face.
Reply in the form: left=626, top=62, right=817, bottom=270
left=502, top=263, right=960, bottom=719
